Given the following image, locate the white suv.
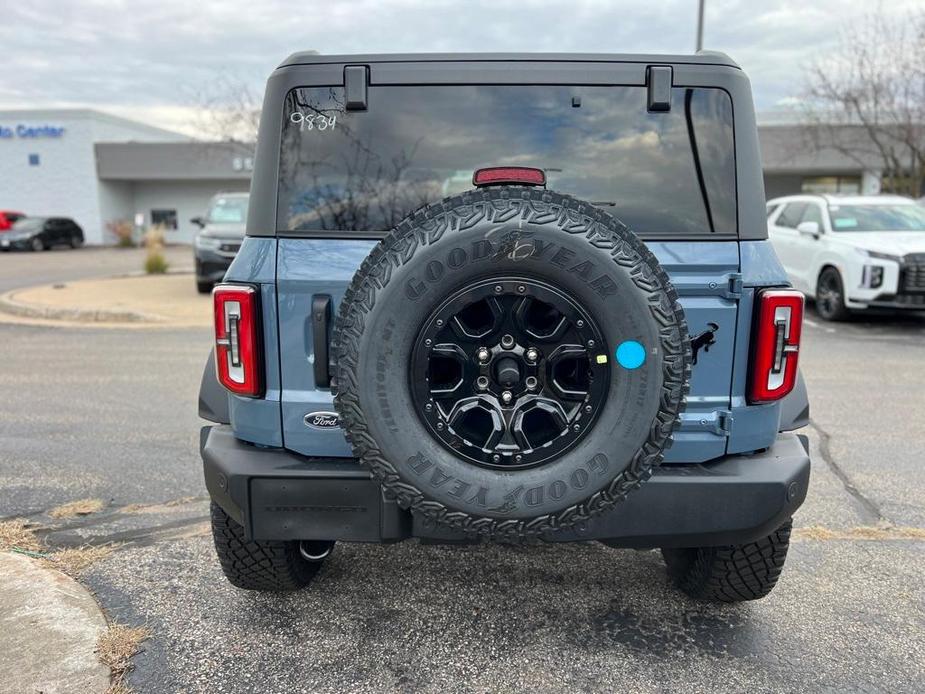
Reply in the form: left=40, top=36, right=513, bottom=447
left=767, top=194, right=925, bottom=320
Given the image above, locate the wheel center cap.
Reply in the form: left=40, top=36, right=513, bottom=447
left=495, top=356, right=521, bottom=387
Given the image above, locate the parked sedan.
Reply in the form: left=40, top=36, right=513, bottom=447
left=0, top=217, right=84, bottom=251
left=767, top=194, right=925, bottom=319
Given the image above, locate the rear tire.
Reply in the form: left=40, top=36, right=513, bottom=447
left=30, top=237, right=44, bottom=252
left=210, top=502, right=331, bottom=591
left=815, top=267, right=850, bottom=321
left=196, top=280, right=213, bottom=294
left=69, top=235, right=83, bottom=249
left=661, top=520, right=792, bottom=602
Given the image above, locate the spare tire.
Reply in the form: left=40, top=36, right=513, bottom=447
left=332, top=187, right=690, bottom=539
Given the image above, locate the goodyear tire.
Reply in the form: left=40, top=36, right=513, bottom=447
left=332, top=187, right=690, bottom=539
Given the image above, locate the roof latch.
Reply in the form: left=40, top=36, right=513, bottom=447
left=344, top=65, right=369, bottom=111
left=646, top=65, right=672, bottom=113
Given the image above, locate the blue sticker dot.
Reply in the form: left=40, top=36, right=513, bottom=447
left=616, top=340, right=646, bottom=369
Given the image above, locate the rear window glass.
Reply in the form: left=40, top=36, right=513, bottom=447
left=278, top=85, right=736, bottom=237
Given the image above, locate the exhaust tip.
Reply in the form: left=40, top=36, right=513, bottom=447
left=299, top=540, right=334, bottom=562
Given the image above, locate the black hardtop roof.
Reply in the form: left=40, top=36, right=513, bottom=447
left=278, top=51, right=739, bottom=70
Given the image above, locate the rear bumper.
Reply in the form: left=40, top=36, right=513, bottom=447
left=201, top=426, right=810, bottom=548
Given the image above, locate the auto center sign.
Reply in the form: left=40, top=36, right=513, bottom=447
left=0, top=124, right=66, bottom=139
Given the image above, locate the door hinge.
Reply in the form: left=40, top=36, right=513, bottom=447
left=680, top=409, right=734, bottom=437
left=672, top=272, right=742, bottom=300
left=716, top=410, right=734, bottom=435
left=724, top=273, right=743, bottom=299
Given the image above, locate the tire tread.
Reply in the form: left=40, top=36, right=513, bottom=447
left=210, top=502, right=320, bottom=591
left=662, top=520, right=793, bottom=602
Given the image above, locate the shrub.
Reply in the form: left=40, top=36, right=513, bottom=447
left=143, top=226, right=169, bottom=274
left=144, top=252, right=169, bottom=274
left=106, top=220, right=135, bottom=247
left=143, top=226, right=166, bottom=250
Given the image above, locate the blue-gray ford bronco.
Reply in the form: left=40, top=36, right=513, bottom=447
left=198, top=52, right=811, bottom=602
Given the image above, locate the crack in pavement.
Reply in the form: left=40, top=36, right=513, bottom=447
left=809, top=418, right=885, bottom=525
left=0, top=496, right=209, bottom=527
left=39, top=516, right=211, bottom=549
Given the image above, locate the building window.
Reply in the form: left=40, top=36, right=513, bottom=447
left=801, top=175, right=861, bottom=194
left=28, top=153, right=40, bottom=166
left=151, top=209, right=178, bottom=230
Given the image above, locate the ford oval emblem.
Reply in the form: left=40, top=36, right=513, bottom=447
left=304, top=411, right=340, bottom=430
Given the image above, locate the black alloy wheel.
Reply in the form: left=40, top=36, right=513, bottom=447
left=410, top=277, right=610, bottom=470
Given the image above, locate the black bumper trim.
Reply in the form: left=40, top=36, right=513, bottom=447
left=201, top=426, right=810, bottom=548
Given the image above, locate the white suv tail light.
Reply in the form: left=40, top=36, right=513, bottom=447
left=213, top=284, right=263, bottom=397
left=748, top=289, right=803, bottom=404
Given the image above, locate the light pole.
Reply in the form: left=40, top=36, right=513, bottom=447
left=696, top=0, right=705, bottom=52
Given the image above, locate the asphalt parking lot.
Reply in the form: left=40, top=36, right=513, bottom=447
left=1, top=248, right=923, bottom=693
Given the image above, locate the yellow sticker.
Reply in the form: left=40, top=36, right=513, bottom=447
left=596, top=354, right=608, bottom=364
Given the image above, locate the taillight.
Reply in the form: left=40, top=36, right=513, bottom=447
left=472, top=166, right=546, bottom=187
left=213, top=284, right=263, bottom=397
left=748, top=289, right=804, bottom=404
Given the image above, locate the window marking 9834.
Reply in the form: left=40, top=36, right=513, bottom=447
left=290, top=112, right=337, bottom=132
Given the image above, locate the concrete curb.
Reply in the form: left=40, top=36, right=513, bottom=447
left=0, top=287, right=163, bottom=324
left=0, top=551, right=110, bottom=693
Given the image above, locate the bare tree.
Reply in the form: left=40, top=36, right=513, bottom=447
left=801, top=8, right=925, bottom=197
left=189, top=73, right=262, bottom=144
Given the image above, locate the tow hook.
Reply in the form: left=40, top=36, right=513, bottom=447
left=691, top=323, right=719, bottom=365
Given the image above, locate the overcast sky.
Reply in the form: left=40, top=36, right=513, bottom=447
left=2, top=0, right=920, bottom=136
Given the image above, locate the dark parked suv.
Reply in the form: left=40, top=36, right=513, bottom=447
left=192, top=192, right=249, bottom=293
left=198, top=52, right=811, bottom=602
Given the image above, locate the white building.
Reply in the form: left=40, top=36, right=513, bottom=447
left=0, top=109, right=250, bottom=244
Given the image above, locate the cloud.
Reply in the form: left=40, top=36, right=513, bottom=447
left=2, top=0, right=921, bottom=133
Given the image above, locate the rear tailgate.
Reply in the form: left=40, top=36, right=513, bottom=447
left=277, top=238, right=740, bottom=464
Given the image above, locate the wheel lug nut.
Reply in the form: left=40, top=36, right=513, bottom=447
left=476, top=376, right=489, bottom=390
left=477, top=347, right=490, bottom=362
left=515, top=454, right=523, bottom=463
left=435, top=319, right=444, bottom=327
left=437, top=422, right=445, bottom=430
left=492, top=454, right=501, bottom=463
left=501, top=334, right=515, bottom=349
left=525, top=376, right=538, bottom=390
left=517, top=285, right=526, bottom=293
left=494, top=285, right=503, bottom=294
left=573, top=424, right=581, bottom=432
left=584, top=404, right=592, bottom=413
left=501, top=390, right=513, bottom=405
left=425, top=403, right=433, bottom=412
left=576, top=320, right=585, bottom=328
left=525, top=348, right=539, bottom=362
left=587, top=339, right=595, bottom=348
